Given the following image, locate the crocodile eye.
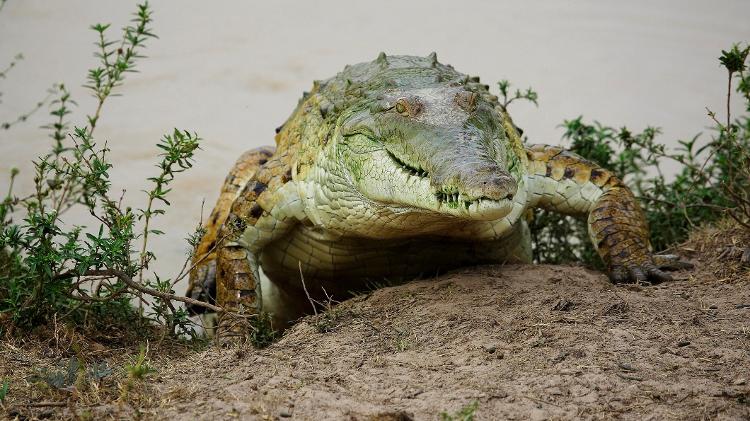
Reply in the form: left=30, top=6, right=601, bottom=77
left=395, top=98, right=409, bottom=115
left=394, top=97, right=421, bottom=117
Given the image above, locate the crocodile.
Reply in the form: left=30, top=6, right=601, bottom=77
left=186, top=53, right=675, bottom=337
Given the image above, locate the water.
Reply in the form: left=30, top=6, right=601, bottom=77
left=1, top=0, right=748, bottom=295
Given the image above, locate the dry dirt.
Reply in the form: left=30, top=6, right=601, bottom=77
left=3, top=257, right=750, bottom=420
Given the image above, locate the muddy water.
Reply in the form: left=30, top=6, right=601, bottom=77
left=1, top=0, right=748, bottom=295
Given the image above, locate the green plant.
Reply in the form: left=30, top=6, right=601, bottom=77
left=0, top=54, right=52, bottom=132
left=523, top=42, right=750, bottom=266
left=440, top=400, right=479, bottom=421
left=29, top=357, right=112, bottom=391
left=0, top=379, right=8, bottom=403
left=125, top=344, right=155, bottom=380
left=249, top=312, right=277, bottom=348
left=0, top=2, right=218, bottom=338
left=497, top=79, right=538, bottom=108
left=394, top=328, right=412, bottom=352
left=714, top=44, right=750, bottom=227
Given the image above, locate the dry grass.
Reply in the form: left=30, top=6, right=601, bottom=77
left=0, top=321, right=204, bottom=420
left=678, top=218, right=750, bottom=282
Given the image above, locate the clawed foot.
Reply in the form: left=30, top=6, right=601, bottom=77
left=215, top=313, right=253, bottom=347
left=214, top=312, right=277, bottom=348
left=609, top=254, right=693, bottom=284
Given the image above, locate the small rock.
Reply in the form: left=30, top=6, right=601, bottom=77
left=604, top=302, right=629, bottom=315
left=279, top=410, right=292, bottom=418
left=734, top=378, right=747, bottom=385
left=570, top=348, right=586, bottom=358
left=497, top=352, right=505, bottom=360
left=553, top=299, right=574, bottom=311
left=677, top=340, right=691, bottom=347
left=708, top=304, right=718, bottom=310
left=552, top=351, right=569, bottom=363
left=372, top=411, right=415, bottom=421
left=618, top=362, right=636, bottom=372
left=547, top=386, right=564, bottom=396
left=483, top=344, right=497, bottom=354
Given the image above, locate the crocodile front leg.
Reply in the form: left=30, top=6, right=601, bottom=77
left=187, top=147, right=275, bottom=314
left=188, top=147, right=303, bottom=342
left=524, top=144, right=672, bottom=283
left=213, top=178, right=304, bottom=341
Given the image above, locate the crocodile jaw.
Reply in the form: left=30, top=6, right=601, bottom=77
left=358, top=149, right=516, bottom=221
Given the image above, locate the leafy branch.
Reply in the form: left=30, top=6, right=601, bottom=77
left=137, top=130, right=200, bottom=295
left=529, top=41, right=750, bottom=265
left=0, top=2, right=216, bottom=339
left=84, top=2, right=156, bottom=135
left=497, top=79, right=538, bottom=108
left=1, top=54, right=56, bottom=131
left=0, top=53, right=22, bottom=81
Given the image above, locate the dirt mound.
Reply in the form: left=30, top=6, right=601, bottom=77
left=139, top=264, right=749, bottom=420
left=3, top=261, right=749, bottom=420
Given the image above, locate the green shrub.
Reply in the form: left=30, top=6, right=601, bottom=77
left=523, top=43, right=750, bottom=266
left=0, top=2, right=212, bottom=338
left=0, top=379, right=8, bottom=403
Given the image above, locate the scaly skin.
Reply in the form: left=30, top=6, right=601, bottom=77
left=186, top=53, right=673, bottom=338
left=524, top=144, right=670, bottom=283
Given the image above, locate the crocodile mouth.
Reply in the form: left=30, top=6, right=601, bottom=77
left=384, top=148, right=513, bottom=213
left=434, top=191, right=506, bottom=210
left=385, top=148, right=429, bottom=178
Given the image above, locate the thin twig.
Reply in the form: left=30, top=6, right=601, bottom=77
left=57, top=269, right=223, bottom=313
left=173, top=233, right=228, bottom=286
left=22, top=402, right=68, bottom=407
left=299, top=261, right=318, bottom=316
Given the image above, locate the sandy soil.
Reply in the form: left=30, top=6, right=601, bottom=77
left=2, top=224, right=750, bottom=420
left=144, top=264, right=750, bottom=420
left=6, top=262, right=746, bottom=420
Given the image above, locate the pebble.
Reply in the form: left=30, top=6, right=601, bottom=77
left=553, top=299, right=574, bottom=311
left=279, top=410, right=292, bottom=418
left=677, top=340, right=691, bottom=347
left=618, top=362, right=636, bottom=372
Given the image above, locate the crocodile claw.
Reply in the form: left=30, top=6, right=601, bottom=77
left=651, top=253, right=695, bottom=271
left=610, top=261, right=672, bottom=284
left=609, top=254, right=692, bottom=284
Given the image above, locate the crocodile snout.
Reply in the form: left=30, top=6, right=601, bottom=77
left=459, top=167, right=517, bottom=202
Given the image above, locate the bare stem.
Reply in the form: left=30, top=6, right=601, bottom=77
left=58, top=269, right=224, bottom=313
left=727, top=70, right=733, bottom=130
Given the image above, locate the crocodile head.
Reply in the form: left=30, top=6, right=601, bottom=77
left=331, top=54, right=525, bottom=221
